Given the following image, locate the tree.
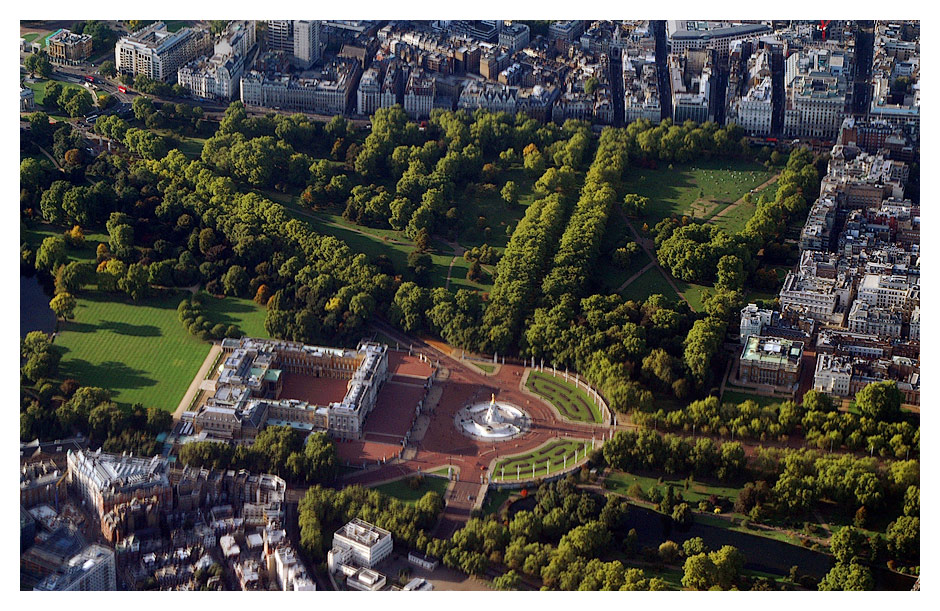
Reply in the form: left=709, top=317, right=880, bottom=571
left=658, top=540, right=680, bottom=564
left=493, top=570, right=521, bottom=590
left=831, top=526, right=867, bottom=564
left=35, top=236, right=67, bottom=272
left=886, top=516, right=919, bottom=559
left=119, top=263, right=150, bottom=301
left=802, top=390, right=835, bottom=412
left=99, top=60, right=116, bottom=78
left=622, top=194, right=649, bottom=217
left=467, top=260, right=483, bottom=282
left=49, top=292, right=77, bottom=320
left=584, top=77, right=600, bottom=95
left=855, top=381, right=902, bottom=422
left=671, top=503, right=692, bottom=526
left=818, top=562, right=874, bottom=591
left=681, top=553, right=717, bottom=590
left=23, top=350, right=61, bottom=383
left=501, top=180, right=519, bottom=204
left=715, top=254, right=745, bottom=292
left=24, top=51, right=52, bottom=78
left=683, top=537, right=708, bottom=557
left=146, top=407, right=172, bottom=434
left=222, top=265, right=249, bottom=297
left=22, top=331, right=52, bottom=359
left=710, top=545, right=745, bottom=589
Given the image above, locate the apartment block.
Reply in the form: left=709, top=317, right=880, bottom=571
left=783, top=48, right=850, bottom=140
left=293, top=20, right=321, bottom=68
left=115, top=21, right=210, bottom=82
left=669, top=49, right=715, bottom=123
left=177, top=21, right=256, bottom=101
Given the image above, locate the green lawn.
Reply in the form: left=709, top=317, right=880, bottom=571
left=471, top=362, right=496, bottom=374
left=164, top=21, right=193, bottom=33
left=626, top=159, right=776, bottom=225
left=710, top=200, right=757, bottom=234
left=53, top=290, right=212, bottom=412
left=598, top=249, right=653, bottom=294
left=673, top=279, right=711, bottom=312
left=273, top=191, right=494, bottom=293
left=23, top=224, right=109, bottom=265
left=371, top=475, right=449, bottom=505
left=494, top=439, right=590, bottom=481
left=23, top=78, right=86, bottom=106
left=22, top=32, right=41, bottom=43
left=720, top=390, right=785, bottom=409
left=605, top=470, right=741, bottom=505
left=197, top=292, right=270, bottom=339
left=164, top=134, right=207, bottom=158
left=457, top=167, right=541, bottom=250
left=481, top=488, right=515, bottom=516
left=526, top=370, right=601, bottom=423
left=620, top=266, right=678, bottom=303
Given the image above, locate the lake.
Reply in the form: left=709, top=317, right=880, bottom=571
left=20, top=272, right=56, bottom=339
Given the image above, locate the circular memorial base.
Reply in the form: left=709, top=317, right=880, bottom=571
left=455, top=401, right=530, bottom=442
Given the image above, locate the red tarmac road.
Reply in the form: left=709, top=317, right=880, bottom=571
left=343, top=320, right=609, bottom=538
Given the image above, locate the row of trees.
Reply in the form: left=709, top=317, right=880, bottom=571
left=482, top=192, right=571, bottom=353
left=20, top=374, right=170, bottom=455
left=632, top=387, right=918, bottom=457
left=297, top=484, right=443, bottom=562
left=177, top=296, right=241, bottom=341
left=603, top=430, right=747, bottom=482
left=424, top=477, right=669, bottom=590
left=177, top=428, right=338, bottom=485
left=539, top=128, right=629, bottom=305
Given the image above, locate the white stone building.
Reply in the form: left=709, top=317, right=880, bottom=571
left=293, top=20, right=321, bottom=68
left=177, top=21, right=256, bottom=101
left=115, top=21, right=210, bottom=83
left=403, top=69, right=435, bottom=120
left=783, top=48, right=849, bottom=140
left=357, top=66, right=383, bottom=115
left=34, top=545, right=117, bottom=591
left=328, top=518, right=393, bottom=571
left=814, top=353, right=853, bottom=397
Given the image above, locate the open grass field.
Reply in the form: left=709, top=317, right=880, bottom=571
left=720, top=390, right=786, bottom=408
left=371, top=475, right=449, bottom=505
left=620, top=265, right=677, bottom=303
left=710, top=200, right=757, bottom=234
left=604, top=470, right=742, bottom=506
left=494, top=439, right=590, bottom=481
left=197, top=292, right=270, bottom=339
left=673, top=279, right=711, bottom=312
left=23, top=78, right=86, bottom=106
left=457, top=167, right=543, bottom=250
left=597, top=250, right=653, bottom=294
left=54, top=290, right=212, bottom=412
left=22, top=223, right=109, bottom=265
left=625, top=159, right=776, bottom=225
left=526, top=370, right=602, bottom=423
left=273, top=191, right=495, bottom=292
left=481, top=488, right=515, bottom=516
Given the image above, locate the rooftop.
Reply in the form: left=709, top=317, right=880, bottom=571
left=742, top=335, right=804, bottom=365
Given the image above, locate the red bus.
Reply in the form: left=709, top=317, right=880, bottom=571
left=117, top=85, right=127, bottom=93
left=84, top=75, right=95, bottom=83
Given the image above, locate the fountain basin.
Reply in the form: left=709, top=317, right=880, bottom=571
left=455, top=400, right=529, bottom=441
